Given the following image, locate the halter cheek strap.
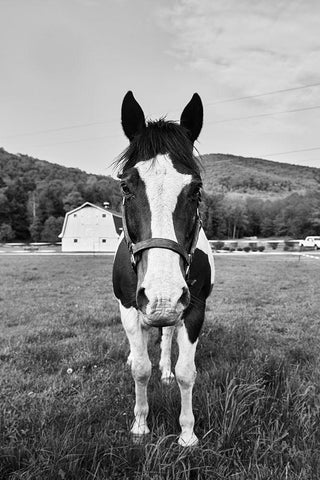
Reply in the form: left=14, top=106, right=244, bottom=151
left=121, top=200, right=201, bottom=275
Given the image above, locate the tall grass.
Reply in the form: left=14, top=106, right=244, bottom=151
left=0, top=255, right=320, bottom=479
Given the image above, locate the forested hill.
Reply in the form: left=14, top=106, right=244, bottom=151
left=0, top=147, right=121, bottom=242
left=201, top=153, right=320, bottom=198
left=0, top=147, right=120, bottom=199
left=1, top=146, right=320, bottom=241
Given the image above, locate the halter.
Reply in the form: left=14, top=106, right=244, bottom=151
left=121, top=197, right=201, bottom=278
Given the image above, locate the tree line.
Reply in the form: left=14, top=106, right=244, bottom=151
left=200, top=190, right=320, bottom=240
left=1, top=149, right=320, bottom=242
left=1, top=178, right=319, bottom=242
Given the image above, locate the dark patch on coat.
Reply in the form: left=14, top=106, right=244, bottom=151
left=112, top=237, right=137, bottom=309
left=183, top=248, right=212, bottom=343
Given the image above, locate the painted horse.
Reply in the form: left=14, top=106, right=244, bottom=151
left=112, top=91, right=214, bottom=447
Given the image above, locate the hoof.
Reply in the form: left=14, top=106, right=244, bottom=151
left=178, top=433, right=199, bottom=447
left=161, top=372, right=175, bottom=385
left=131, top=421, right=150, bottom=437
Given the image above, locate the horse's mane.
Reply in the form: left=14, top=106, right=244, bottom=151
left=114, top=119, right=201, bottom=177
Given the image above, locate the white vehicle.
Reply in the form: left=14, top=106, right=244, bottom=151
left=299, top=236, right=320, bottom=250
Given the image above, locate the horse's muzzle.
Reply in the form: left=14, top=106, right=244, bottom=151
left=137, top=286, right=190, bottom=327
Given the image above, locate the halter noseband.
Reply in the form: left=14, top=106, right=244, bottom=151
left=121, top=198, right=201, bottom=277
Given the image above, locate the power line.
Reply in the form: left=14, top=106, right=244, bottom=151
left=206, top=81, right=320, bottom=106
left=206, top=104, right=320, bottom=125
left=29, top=133, right=122, bottom=149
left=6, top=104, right=320, bottom=150
left=2, top=81, right=320, bottom=140
left=1, top=119, right=118, bottom=140
left=4, top=103, right=320, bottom=149
left=262, top=146, right=320, bottom=158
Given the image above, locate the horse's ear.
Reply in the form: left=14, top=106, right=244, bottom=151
left=121, top=91, right=146, bottom=141
left=180, top=93, right=203, bottom=143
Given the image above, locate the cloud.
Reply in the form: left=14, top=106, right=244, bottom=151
left=157, top=0, right=320, bottom=105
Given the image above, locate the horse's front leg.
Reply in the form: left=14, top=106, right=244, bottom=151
left=175, top=322, right=199, bottom=447
left=159, top=326, right=175, bottom=384
left=120, top=304, right=151, bottom=438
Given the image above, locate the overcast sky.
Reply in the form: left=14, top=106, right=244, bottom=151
left=1, top=0, right=320, bottom=176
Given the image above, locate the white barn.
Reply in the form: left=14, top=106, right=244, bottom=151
left=59, top=202, right=122, bottom=252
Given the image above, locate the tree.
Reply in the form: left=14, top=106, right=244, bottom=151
left=41, top=216, right=64, bottom=243
left=245, top=197, right=264, bottom=237
left=0, top=193, right=10, bottom=224
left=63, top=190, right=84, bottom=212
left=5, top=179, right=30, bottom=240
left=224, top=197, right=248, bottom=239
left=29, top=217, right=43, bottom=242
left=0, top=223, right=14, bottom=242
left=37, top=181, right=65, bottom=222
left=200, top=192, right=226, bottom=239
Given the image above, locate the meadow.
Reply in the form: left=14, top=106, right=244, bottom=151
left=0, top=253, right=320, bottom=479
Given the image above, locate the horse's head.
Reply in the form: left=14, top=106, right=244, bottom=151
left=117, top=91, right=203, bottom=327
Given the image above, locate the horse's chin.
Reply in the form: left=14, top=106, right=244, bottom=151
left=141, top=310, right=182, bottom=328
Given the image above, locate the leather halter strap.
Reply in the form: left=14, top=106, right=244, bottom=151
left=132, top=238, right=190, bottom=264
left=121, top=201, right=201, bottom=273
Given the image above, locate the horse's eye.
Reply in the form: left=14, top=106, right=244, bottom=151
left=121, top=182, right=131, bottom=196
left=191, top=185, right=202, bottom=201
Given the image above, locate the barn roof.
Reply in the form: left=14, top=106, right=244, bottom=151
left=59, top=202, right=122, bottom=238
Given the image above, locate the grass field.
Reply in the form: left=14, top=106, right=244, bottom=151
left=0, top=254, right=320, bottom=479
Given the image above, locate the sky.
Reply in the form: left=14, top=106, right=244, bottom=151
left=0, top=0, right=320, bottom=177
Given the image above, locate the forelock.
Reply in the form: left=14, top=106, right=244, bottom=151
left=114, top=119, right=201, bottom=178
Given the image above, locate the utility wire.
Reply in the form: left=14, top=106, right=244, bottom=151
left=262, top=146, right=320, bottom=158
left=7, top=103, right=320, bottom=149
left=1, top=120, right=118, bottom=140
left=206, top=81, right=320, bottom=105
left=206, top=104, right=320, bottom=125
left=2, top=81, right=320, bottom=139
left=29, top=134, right=123, bottom=149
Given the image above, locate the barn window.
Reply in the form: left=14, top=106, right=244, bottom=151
left=74, top=239, right=78, bottom=243
left=102, top=213, right=106, bottom=218
left=74, top=214, right=77, bottom=217
left=102, top=239, right=106, bottom=243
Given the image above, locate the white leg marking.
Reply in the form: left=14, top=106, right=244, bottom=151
left=175, top=324, right=199, bottom=447
left=119, top=303, right=151, bottom=437
left=159, top=326, right=175, bottom=384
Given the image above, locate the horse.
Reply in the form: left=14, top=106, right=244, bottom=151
left=112, top=91, right=214, bottom=447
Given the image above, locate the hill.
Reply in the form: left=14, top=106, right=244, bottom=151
left=201, top=153, right=320, bottom=198
left=0, top=147, right=320, bottom=241
left=0, top=147, right=120, bottom=192
left=0, top=147, right=121, bottom=242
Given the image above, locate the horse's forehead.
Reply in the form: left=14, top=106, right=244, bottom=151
left=135, top=155, right=192, bottom=194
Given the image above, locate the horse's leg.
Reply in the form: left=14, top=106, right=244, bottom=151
left=159, top=326, right=175, bottom=384
left=120, top=303, right=151, bottom=438
left=175, top=322, right=199, bottom=447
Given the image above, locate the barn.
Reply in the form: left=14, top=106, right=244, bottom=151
left=59, top=202, right=122, bottom=252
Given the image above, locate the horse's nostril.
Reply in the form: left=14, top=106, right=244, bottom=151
left=137, top=287, right=149, bottom=310
left=179, top=286, right=190, bottom=308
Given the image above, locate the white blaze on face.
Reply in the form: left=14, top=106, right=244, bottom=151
left=136, top=155, right=192, bottom=318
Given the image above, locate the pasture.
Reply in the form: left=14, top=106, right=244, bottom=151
left=0, top=254, right=320, bottom=479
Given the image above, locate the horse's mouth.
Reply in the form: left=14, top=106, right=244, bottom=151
left=140, top=308, right=183, bottom=327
